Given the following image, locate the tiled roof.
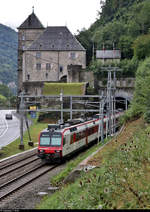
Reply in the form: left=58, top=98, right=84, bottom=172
left=18, top=12, right=45, bottom=29
left=27, top=26, right=85, bottom=51
left=96, top=50, right=121, bottom=59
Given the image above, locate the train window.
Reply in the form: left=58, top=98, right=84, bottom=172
left=70, top=127, right=77, bottom=132
left=51, top=135, right=62, bottom=146
left=70, top=134, right=74, bottom=144
left=40, top=137, right=50, bottom=146
left=88, top=127, right=95, bottom=136
left=94, top=125, right=98, bottom=133
left=63, top=137, right=66, bottom=146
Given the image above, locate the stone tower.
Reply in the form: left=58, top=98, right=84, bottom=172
left=17, top=9, right=45, bottom=95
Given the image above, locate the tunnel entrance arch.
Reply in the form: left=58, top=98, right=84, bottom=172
left=115, top=96, right=130, bottom=110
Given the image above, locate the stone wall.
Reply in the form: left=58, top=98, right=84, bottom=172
left=94, top=77, right=135, bottom=101
left=23, top=50, right=86, bottom=83
left=97, top=78, right=135, bottom=88
left=18, top=28, right=44, bottom=93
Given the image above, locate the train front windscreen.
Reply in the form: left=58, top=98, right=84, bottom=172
left=40, top=132, right=62, bottom=147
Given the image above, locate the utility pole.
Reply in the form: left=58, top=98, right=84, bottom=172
left=101, top=66, right=121, bottom=136
left=24, top=112, right=33, bottom=147
left=70, top=96, right=72, bottom=120
left=19, top=92, right=25, bottom=150
left=97, top=91, right=105, bottom=144
left=100, top=93, right=105, bottom=143
left=60, top=90, right=63, bottom=123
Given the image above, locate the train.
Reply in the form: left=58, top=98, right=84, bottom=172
left=37, top=110, right=123, bottom=163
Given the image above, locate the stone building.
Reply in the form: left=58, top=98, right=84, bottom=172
left=96, top=50, right=121, bottom=64
left=17, top=11, right=86, bottom=96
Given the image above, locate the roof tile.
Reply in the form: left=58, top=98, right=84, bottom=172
left=27, top=26, right=85, bottom=51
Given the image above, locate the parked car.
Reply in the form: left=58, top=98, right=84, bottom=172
left=5, top=114, right=13, bottom=120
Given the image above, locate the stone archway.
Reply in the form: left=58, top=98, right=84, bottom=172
left=60, top=75, right=67, bottom=82
left=115, top=90, right=133, bottom=110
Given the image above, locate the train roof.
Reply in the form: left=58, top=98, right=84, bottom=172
left=40, top=117, right=96, bottom=134
left=40, top=111, right=123, bottom=134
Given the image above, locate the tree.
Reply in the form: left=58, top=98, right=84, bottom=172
left=0, top=84, right=13, bottom=98
left=129, top=57, right=150, bottom=118
left=76, top=28, right=93, bottom=65
left=0, top=94, right=7, bottom=107
left=133, top=34, right=150, bottom=60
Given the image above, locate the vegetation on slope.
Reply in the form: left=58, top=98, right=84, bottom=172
left=121, top=57, right=150, bottom=123
left=77, top=0, right=150, bottom=77
left=37, top=117, right=150, bottom=209
left=0, top=24, right=17, bottom=85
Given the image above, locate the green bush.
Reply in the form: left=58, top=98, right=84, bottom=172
left=133, top=34, right=150, bottom=60
left=124, top=57, right=150, bottom=122
left=0, top=94, right=7, bottom=106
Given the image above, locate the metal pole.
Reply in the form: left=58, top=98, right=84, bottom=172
left=70, top=96, right=72, bottom=120
left=111, top=95, right=114, bottom=135
left=101, top=99, right=104, bottom=143
left=19, top=92, right=25, bottom=150
left=107, top=70, right=112, bottom=136
left=106, top=119, right=108, bottom=139
left=97, top=100, right=101, bottom=144
left=60, top=91, right=63, bottom=123
left=126, top=98, right=128, bottom=110
left=113, top=70, right=116, bottom=134
left=25, top=113, right=33, bottom=146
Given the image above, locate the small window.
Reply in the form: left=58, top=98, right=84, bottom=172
left=59, top=66, right=63, bottom=72
left=36, top=63, right=41, bottom=70
left=46, top=73, right=48, bottom=78
left=70, top=52, right=76, bottom=60
left=27, top=74, right=30, bottom=80
left=22, top=35, right=25, bottom=40
left=46, top=63, right=51, bottom=70
left=36, top=52, right=41, bottom=59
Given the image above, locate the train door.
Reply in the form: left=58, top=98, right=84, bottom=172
left=62, top=133, right=71, bottom=156
left=86, top=128, right=88, bottom=145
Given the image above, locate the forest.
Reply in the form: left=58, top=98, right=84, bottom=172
left=76, top=0, right=150, bottom=77
left=0, top=24, right=17, bottom=85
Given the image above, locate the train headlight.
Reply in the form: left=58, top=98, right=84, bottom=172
left=39, top=149, right=45, bottom=153
left=55, top=150, right=61, bottom=153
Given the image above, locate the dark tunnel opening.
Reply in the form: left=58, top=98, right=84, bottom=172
left=103, top=97, right=130, bottom=112
left=115, top=97, right=130, bottom=111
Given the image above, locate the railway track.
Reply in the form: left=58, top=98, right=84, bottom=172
left=0, top=149, right=58, bottom=201
left=0, top=148, right=37, bottom=168
left=0, top=155, right=40, bottom=178
left=0, top=161, right=57, bottom=201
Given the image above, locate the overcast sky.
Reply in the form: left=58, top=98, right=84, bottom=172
left=0, top=0, right=101, bottom=34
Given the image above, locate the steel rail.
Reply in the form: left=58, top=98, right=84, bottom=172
left=0, top=156, right=40, bottom=178
left=0, top=164, right=58, bottom=201
left=0, top=151, right=37, bottom=170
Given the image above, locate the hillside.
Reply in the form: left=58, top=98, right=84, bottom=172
left=76, top=0, right=150, bottom=65
left=0, top=24, right=17, bottom=87
left=37, top=117, right=150, bottom=209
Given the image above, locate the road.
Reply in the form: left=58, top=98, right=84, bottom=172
left=0, top=110, right=28, bottom=148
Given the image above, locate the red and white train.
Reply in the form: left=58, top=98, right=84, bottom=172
left=37, top=111, right=123, bottom=163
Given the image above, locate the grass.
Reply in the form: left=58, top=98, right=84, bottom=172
left=36, top=117, right=150, bottom=209
left=0, top=114, right=48, bottom=160
left=43, top=82, right=86, bottom=95
left=50, top=138, right=109, bottom=186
